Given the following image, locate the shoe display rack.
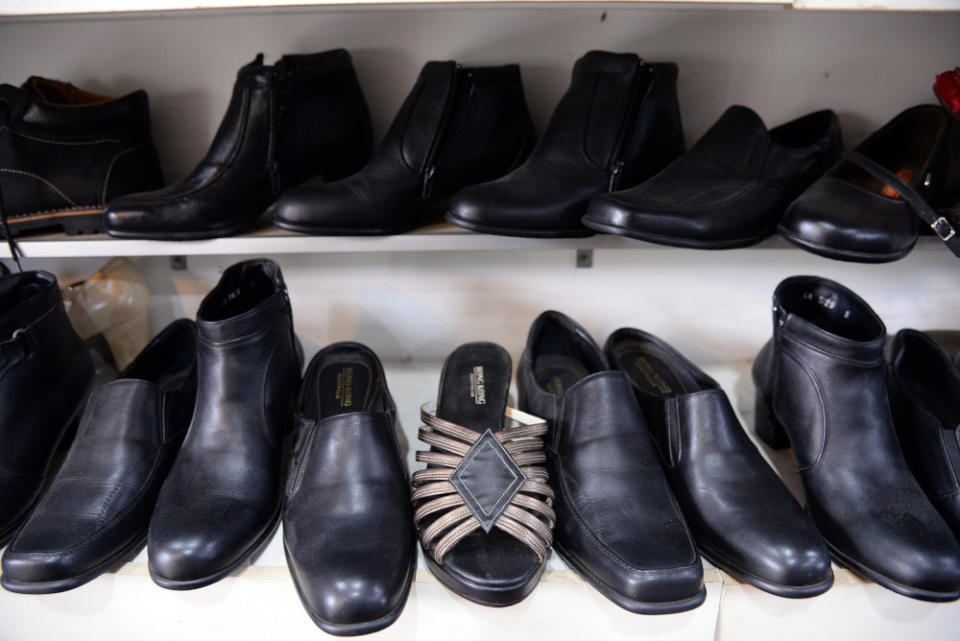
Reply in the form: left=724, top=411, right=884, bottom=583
left=2, top=2, right=960, bottom=640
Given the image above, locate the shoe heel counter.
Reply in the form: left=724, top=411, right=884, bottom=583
left=276, top=62, right=373, bottom=189
left=103, top=142, right=165, bottom=204
left=433, top=66, right=537, bottom=191
left=620, top=63, right=685, bottom=187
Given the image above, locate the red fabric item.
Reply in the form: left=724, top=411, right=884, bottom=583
left=934, top=67, right=960, bottom=114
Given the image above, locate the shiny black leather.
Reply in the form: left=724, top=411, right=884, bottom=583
left=753, top=276, right=960, bottom=601
left=516, top=311, right=705, bottom=613
left=1, top=320, right=197, bottom=594
left=779, top=105, right=960, bottom=262
left=149, top=259, right=302, bottom=589
left=887, top=329, right=960, bottom=541
left=605, top=327, right=832, bottom=598
left=283, top=342, right=414, bottom=635
left=0, top=77, right=163, bottom=236
left=447, top=51, right=683, bottom=238
left=105, top=51, right=372, bottom=240
left=273, top=61, right=535, bottom=235
left=0, top=270, right=94, bottom=545
left=583, top=106, right=841, bottom=248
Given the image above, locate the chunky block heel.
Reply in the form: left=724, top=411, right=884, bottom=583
left=754, top=390, right=791, bottom=450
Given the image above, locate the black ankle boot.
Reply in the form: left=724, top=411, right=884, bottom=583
left=447, top=50, right=684, bottom=237
left=105, top=50, right=372, bottom=240
left=752, top=275, right=960, bottom=601
left=272, top=61, right=536, bottom=235
left=0, top=270, right=95, bottom=544
left=0, top=77, right=164, bottom=264
left=148, top=259, right=302, bottom=589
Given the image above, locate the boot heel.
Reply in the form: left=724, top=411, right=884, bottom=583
left=754, top=390, right=791, bottom=450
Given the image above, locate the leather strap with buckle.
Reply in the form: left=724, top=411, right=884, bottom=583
left=840, top=151, right=960, bottom=260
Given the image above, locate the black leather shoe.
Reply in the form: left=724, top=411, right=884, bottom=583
left=1, top=320, right=197, bottom=594
left=0, top=270, right=94, bottom=545
left=447, top=51, right=684, bottom=238
left=413, top=342, right=554, bottom=606
left=924, top=330, right=960, bottom=370
left=273, top=62, right=535, bottom=235
left=779, top=105, right=960, bottom=262
left=283, top=342, right=414, bottom=635
left=517, top=311, right=705, bottom=613
left=149, top=259, right=302, bottom=589
left=605, top=327, right=833, bottom=598
left=583, top=106, right=841, bottom=248
left=887, top=329, right=960, bottom=541
left=753, top=276, right=960, bottom=601
left=105, top=51, right=371, bottom=240
left=0, top=77, right=163, bottom=241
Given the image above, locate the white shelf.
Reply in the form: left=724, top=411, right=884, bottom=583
left=1, top=0, right=959, bottom=17
left=1, top=224, right=949, bottom=258
left=2, top=360, right=958, bottom=640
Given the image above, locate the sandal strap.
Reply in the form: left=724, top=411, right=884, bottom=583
left=413, top=404, right=555, bottom=565
left=841, top=150, right=960, bottom=258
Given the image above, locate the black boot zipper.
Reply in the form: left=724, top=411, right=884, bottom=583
left=421, top=64, right=463, bottom=201
left=606, top=61, right=655, bottom=193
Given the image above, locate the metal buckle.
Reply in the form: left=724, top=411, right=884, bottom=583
left=932, top=217, right=956, bottom=242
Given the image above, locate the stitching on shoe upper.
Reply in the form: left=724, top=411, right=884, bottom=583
left=100, top=142, right=154, bottom=205
left=0, top=126, right=121, bottom=146
left=0, top=168, right=77, bottom=206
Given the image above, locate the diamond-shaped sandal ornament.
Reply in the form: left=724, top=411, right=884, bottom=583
left=412, top=404, right=556, bottom=565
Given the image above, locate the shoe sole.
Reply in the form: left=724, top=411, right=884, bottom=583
left=777, top=225, right=914, bottom=263
left=824, top=538, right=960, bottom=602
left=445, top=211, right=594, bottom=238
left=282, top=538, right=415, bottom=636
left=272, top=218, right=411, bottom=236
left=3, top=208, right=104, bottom=236
left=696, top=544, right=834, bottom=599
left=0, top=531, right=147, bottom=595
left=104, top=218, right=255, bottom=241
left=422, top=545, right=546, bottom=607
left=580, top=215, right=773, bottom=249
left=148, top=506, right=281, bottom=590
left=552, top=541, right=707, bottom=614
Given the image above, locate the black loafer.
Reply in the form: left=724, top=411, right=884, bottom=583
left=413, top=342, right=554, bottom=606
left=887, top=329, right=960, bottom=541
left=283, top=342, right=415, bottom=635
left=605, top=327, right=833, bottom=598
left=583, top=106, right=841, bottom=248
left=1, top=320, right=197, bottom=594
left=779, top=104, right=960, bottom=262
left=517, top=311, right=705, bottom=614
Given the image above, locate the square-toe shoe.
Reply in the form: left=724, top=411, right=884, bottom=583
left=605, top=327, right=832, bottom=598
left=517, top=311, right=705, bottom=613
left=1, top=320, right=197, bottom=594
left=583, top=106, right=841, bottom=248
left=283, top=342, right=415, bottom=635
